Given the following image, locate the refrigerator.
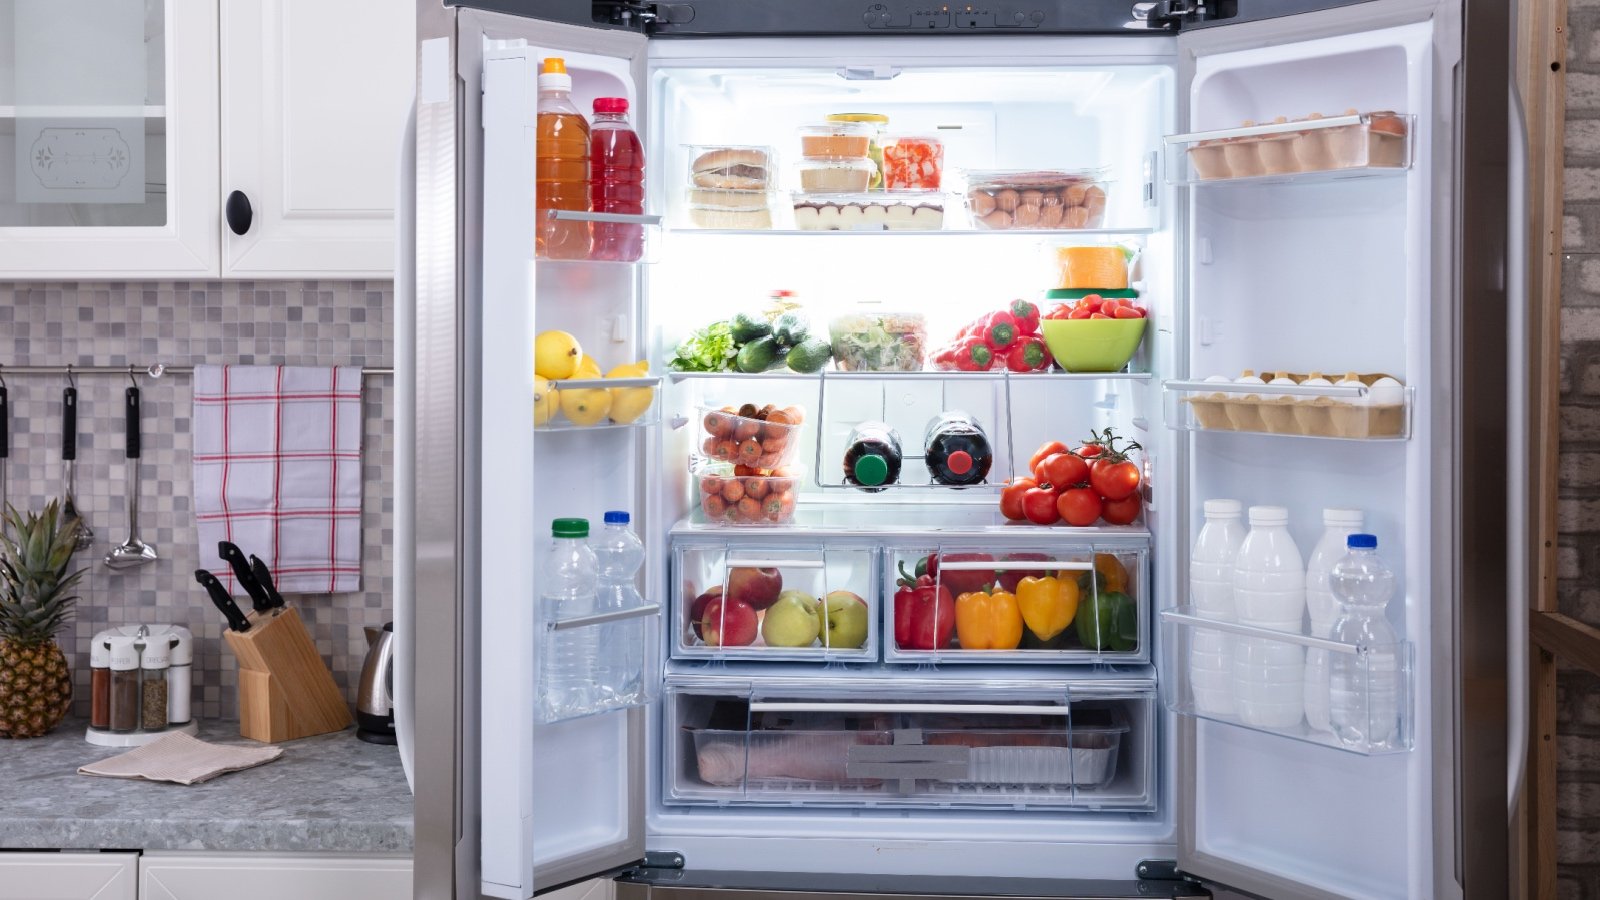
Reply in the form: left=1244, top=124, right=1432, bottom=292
left=396, top=1, right=1521, bottom=898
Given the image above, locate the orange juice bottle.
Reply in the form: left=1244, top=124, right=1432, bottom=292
left=536, top=58, right=591, bottom=260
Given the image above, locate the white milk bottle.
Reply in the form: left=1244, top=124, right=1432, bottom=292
left=1231, top=505, right=1306, bottom=728
left=1189, top=499, right=1246, bottom=716
left=1303, top=508, right=1365, bottom=732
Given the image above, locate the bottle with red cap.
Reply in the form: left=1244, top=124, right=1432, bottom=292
left=589, top=96, right=645, bottom=262
left=924, top=412, right=993, bottom=487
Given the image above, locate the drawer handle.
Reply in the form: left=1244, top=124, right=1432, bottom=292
left=724, top=558, right=826, bottom=569
left=938, top=560, right=1093, bottom=572
left=749, top=702, right=1071, bottom=716
left=226, top=190, right=253, bottom=235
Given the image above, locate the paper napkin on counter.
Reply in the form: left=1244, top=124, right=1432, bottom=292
left=79, top=732, right=283, bottom=785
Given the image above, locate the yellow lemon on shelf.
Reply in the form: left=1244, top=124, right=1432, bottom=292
left=560, top=386, right=612, bottom=427
left=533, top=376, right=558, bottom=426
left=572, top=353, right=603, bottom=380
left=606, top=360, right=654, bottom=424
left=534, top=330, right=582, bottom=380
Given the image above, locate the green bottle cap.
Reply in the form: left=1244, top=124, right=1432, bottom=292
left=853, top=454, right=890, bottom=487
left=551, top=518, right=589, bottom=538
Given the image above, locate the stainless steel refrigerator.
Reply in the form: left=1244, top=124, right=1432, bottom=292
left=395, top=1, right=1521, bottom=898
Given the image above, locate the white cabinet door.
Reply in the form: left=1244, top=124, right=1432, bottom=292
left=0, top=1, right=219, bottom=279
left=219, top=0, right=414, bottom=278
left=138, top=853, right=411, bottom=900
left=0, top=852, right=137, bottom=900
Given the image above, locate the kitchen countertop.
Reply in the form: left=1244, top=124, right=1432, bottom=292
left=0, top=718, right=412, bottom=853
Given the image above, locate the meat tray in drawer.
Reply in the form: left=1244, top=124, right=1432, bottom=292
left=672, top=540, right=878, bottom=662
left=664, top=682, right=1155, bottom=811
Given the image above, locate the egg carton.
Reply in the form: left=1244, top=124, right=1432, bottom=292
left=1183, top=372, right=1407, bottom=439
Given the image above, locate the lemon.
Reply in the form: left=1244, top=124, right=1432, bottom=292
left=534, top=330, right=582, bottom=380
left=572, top=353, right=603, bottom=380
left=533, top=376, right=558, bottom=426
left=560, top=387, right=612, bottom=427
left=606, top=360, right=654, bottom=424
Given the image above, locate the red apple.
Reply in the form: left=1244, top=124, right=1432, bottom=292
left=701, top=596, right=759, bottom=647
left=726, top=566, right=783, bottom=611
left=689, top=586, right=723, bottom=640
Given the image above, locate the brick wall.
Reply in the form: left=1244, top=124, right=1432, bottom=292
left=1561, top=4, right=1600, bottom=895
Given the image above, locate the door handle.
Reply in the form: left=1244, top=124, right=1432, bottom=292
left=225, top=190, right=253, bottom=235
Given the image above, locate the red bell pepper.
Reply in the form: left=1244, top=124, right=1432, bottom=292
left=954, top=337, right=994, bottom=372
left=895, top=561, right=956, bottom=650
left=1009, top=299, right=1040, bottom=336
left=1005, top=337, right=1050, bottom=373
left=983, top=311, right=1019, bottom=351
left=926, top=551, right=996, bottom=594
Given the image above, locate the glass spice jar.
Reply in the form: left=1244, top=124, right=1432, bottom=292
left=89, top=635, right=112, bottom=730
left=139, top=636, right=170, bottom=731
left=107, top=636, right=140, bottom=733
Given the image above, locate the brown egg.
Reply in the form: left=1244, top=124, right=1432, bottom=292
left=1084, top=185, right=1107, bottom=211
left=995, top=189, right=1020, bottom=212
left=1040, top=190, right=1063, bottom=207
left=1062, top=206, right=1090, bottom=228
left=1012, top=204, right=1041, bottom=227
left=980, top=209, right=1014, bottom=230
left=1037, top=204, right=1065, bottom=228
left=968, top=190, right=997, bottom=217
left=1020, top=190, right=1044, bottom=208
left=1064, top=183, right=1089, bottom=205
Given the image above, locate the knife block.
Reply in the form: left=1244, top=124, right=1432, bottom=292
left=223, top=606, right=352, bottom=742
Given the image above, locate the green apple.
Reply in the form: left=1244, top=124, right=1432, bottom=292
left=820, top=590, right=869, bottom=649
left=761, top=590, right=820, bottom=648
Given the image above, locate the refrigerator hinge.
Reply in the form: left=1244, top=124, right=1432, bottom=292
left=592, top=2, right=695, bottom=32
left=638, top=850, right=686, bottom=870
left=1136, top=859, right=1184, bottom=881
left=1130, top=1, right=1231, bottom=31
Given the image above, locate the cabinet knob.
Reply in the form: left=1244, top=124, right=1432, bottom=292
left=225, top=190, right=253, bottom=235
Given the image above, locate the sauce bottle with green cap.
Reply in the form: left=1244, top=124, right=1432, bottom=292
left=843, top=422, right=902, bottom=492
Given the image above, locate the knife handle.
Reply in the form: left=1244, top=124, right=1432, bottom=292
left=62, top=387, right=76, bottom=461
left=0, top=385, right=9, bottom=459
left=124, top=387, right=140, bottom=460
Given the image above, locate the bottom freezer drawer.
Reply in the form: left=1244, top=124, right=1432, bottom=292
left=665, top=686, right=1153, bottom=811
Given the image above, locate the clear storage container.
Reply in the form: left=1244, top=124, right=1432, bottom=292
left=881, top=136, right=945, bottom=192
left=683, top=144, right=774, bottom=191
left=682, top=188, right=776, bottom=230
left=964, top=169, right=1109, bottom=230
left=1165, top=373, right=1411, bottom=440
left=797, top=157, right=877, bottom=193
left=1170, top=112, right=1414, bottom=183
left=695, top=461, right=801, bottom=526
left=790, top=193, right=945, bottom=231
left=696, top=403, right=805, bottom=468
left=825, top=114, right=889, bottom=188
left=826, top=310, right=927, bottom=372
left=798, top=122, right=873, bottom=160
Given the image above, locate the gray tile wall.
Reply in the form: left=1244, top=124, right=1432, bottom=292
left=0, top=281, right=393, bottom=722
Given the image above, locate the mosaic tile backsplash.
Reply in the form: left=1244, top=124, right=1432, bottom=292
left=0, top=281, right=393, bottom=722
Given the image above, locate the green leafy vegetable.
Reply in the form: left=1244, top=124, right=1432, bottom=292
left=668, top=321, right=739, bottom=372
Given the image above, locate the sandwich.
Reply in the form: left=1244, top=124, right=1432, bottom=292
left=691, top=147, right=770, bottom=190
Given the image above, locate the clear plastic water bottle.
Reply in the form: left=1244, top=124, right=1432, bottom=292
left=592, top=510, right=646, bottom=707
left=1328, top=533, right=1401, bottom=749
left=539, top=517, right=598, bottom=721
left=1189, top=499, right=1246, bottom=716
left=1303, top=508, right=1365, bottom=732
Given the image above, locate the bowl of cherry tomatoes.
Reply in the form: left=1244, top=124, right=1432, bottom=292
left=1039, top=292, right=1147, bottom=373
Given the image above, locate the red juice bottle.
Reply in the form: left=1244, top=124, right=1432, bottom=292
left=589, top=97, right=645, bottom=261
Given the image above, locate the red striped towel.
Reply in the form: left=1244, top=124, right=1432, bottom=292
left=194, top=365, right=363, bottom=594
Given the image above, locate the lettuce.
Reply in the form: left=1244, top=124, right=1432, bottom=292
left=668, top=321, right=739, bottom=372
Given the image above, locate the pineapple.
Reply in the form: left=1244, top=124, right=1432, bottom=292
left=0, top=502, right=84, bottom=738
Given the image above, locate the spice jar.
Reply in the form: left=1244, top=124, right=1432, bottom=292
left=166, top=626, right=192, bottom=725
left=107, top=636, right=140, bottom=733
left=89, top=635, right=112, bottom=730
left=139, top=636, right=170, bottom=731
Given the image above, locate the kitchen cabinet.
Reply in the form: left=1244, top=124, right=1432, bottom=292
left=138, top=853, right=411, bottom=900
left=0, top=852, right=138, bottom=900
left=219, top=0, right=415, bottom=277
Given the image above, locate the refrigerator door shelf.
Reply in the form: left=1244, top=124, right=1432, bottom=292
left=535, top=599, right=662, bottom=726
left=1164, top=113, right=1414, bottom=185
left=1163, top=380, right=1413, bottom=441
left=538, top=376, right=665, bottom=432
left=671, top=504, right=1154, bottom=540
left=1161, top=606, right=1414, bottom=755
left=536, top=210, right=664, bottom=265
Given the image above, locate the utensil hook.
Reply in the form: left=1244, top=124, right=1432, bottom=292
left=127, top=366, right=139, bottom=389
left=0, top=364, right=6, bottom=389
left=64, top=364, right=75, bottom=390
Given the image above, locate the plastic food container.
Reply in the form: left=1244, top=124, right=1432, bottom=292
left=683, top=188, right=775, bottom=230
left=690, top=727, right=892, bottom=788
left=965, top=169, right=1109, bottom=230
left=1039, top=318, right=1146, bottom=373
left=695, top=464, right=801, bottom=525
left=685, top=144, right=774, bottom=191
left=882, top=136, right=945, bottom=192
left=799, top=122, right=873, bottom=160
left=698, top=404, right=805, bottom=468
left=1189, top=140, right=1229, bottom=180
left=1182, top=112, right=1414, bottom=181
left=1327, top=111, right=1409, bottom=168
left=797, top=157, right=876, bottom=193
left=791, top=193, right=944, bottom=232
left=827, top=310, right=928, bottom=372
left=1055, top=246, right=1129, bottom=290
left=826, top=113, right=889, bottom=189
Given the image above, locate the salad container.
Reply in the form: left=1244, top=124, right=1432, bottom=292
left=827, top=310, right=928, bottom=372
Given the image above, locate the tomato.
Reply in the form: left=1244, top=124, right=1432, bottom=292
left=1090, top=457, right=1141, bottom=501
left=1057, top=488, right=1103, bottom=527
left=1029, top=441, right=1068, bottom=473
left=1077, top=443, right=1104, bottom=459
left=1089, top=312, right=1112, bottom=319
left=1113, top=304, right=1143, bottom=319
left=1101, top=494, right=1142, bottom=526
left=1082, top=294, right=1104, bottom=311
left=1039, top=452, right=1089, bottom=490
left=1000, top=477, right=1037, bottom=521
left=1068, top=306, right=1093, bottom=320
left=1022, top=487, right=1061, bottom=525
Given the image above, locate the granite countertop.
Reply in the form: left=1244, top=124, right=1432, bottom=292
left=0, top=719, right=412, bottom=853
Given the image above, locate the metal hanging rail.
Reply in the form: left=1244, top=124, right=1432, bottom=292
left=0, top=364, right=394, bottom=378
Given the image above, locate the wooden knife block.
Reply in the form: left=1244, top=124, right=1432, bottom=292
left=223, top=606, right=352, bottom=742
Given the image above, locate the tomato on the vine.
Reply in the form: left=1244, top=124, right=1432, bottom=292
left=1101, top=494, right=1142, bottom=526
left=1022, top=487, right=1061, bottom=525
left=1000, top=478, right=1036, bottom=521
left=1057, top=488, right=1103, bottom=527
left=1038, top=452, right=1089, bottom=490
left=1090, top=456, right=1141, bottom=501
left=1029, top=441, right=1068, bottom=473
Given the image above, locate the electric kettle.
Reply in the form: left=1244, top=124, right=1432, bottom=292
left=356, top=623, right=396, bottom=744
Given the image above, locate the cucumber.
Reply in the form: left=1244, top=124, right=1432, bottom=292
left=729, top=312, right=772, bottom=345
left=735, top=336, right=782, bottom=373
left=772, top=312, right=809, bottom=348
left=785, top=338, right=832, bottom=374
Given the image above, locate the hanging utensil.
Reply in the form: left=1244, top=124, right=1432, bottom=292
left=105, top=378, right=157, bottom=569
left=61, top=372, right=92, bottom=551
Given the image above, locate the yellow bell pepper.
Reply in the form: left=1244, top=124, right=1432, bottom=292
left=1079, top=553, right=1130, bottom=596
left=955, top=588, right=1023, bottom=650
left=1016, top=575, right=1080, bottom=642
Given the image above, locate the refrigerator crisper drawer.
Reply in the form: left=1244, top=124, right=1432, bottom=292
left=663, top=683, right=1155, bottom=811
left=672, top=539, right=879, bottom=662
left=884, top=544, right=1148, bottom=664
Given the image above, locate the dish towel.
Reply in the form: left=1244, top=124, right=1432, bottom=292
left=79, top=732, right=283, bottom=785
left=194, top=365, right=364, bottom=593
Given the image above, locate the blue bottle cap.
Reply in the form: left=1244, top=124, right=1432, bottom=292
left=1347, top=533, right=1377, bottom=549
left=603, top=510, right=630, bottom=525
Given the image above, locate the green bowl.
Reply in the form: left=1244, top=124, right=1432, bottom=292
left=1040, top=318, right=1147, bottom=373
